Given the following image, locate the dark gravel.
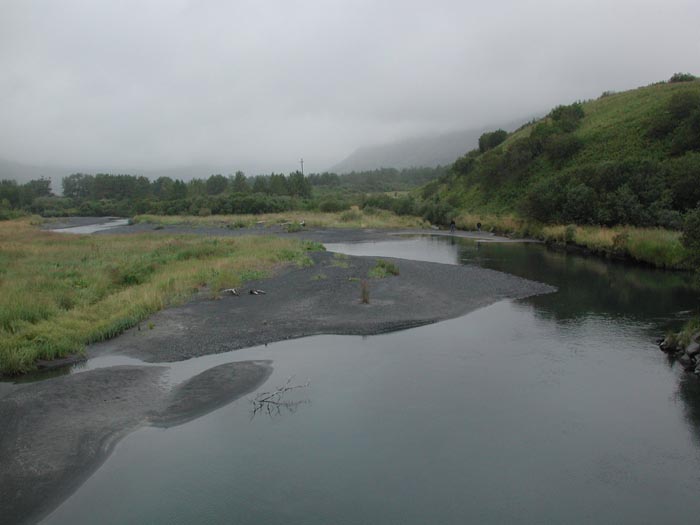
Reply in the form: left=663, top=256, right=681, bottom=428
left=89, top=250, right=554, bottom=363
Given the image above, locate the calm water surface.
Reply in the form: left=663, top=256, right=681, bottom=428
left=44, top=237, right=700, bottom=524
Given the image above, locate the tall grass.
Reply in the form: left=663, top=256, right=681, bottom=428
left=454, top=211, right=689, bottom=269
left=0, top=219, right=322, bottom=375
left=133, top=207, right=429, bottom=230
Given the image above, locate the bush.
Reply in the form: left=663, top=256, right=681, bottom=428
left=340, top=209, right=363, bottom=222
left=562, top=184, right=596, bottom=224
left=368, top=259, right=400, bottom=278
left=682, top=205, right=700, bottom=268
left=549, top=102, right=585, bottom=132
left=520, top=177, right=566, bottom=223
left=419, top=199, right=455, bottom=226
left=669, top=72, right=697, bottom=83
left=478, top=129, right=508, bottom=153
left=545, top=134, right=583, bottom=162
left=318, top=198, right=349, bottom=212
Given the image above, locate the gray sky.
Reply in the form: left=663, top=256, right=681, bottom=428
left=1, top=0, right=698, bottom=174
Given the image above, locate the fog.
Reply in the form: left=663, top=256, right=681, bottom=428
left=1, top=0, right=698, bottom=175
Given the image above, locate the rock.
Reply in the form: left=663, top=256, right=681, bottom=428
left=659, top=334, right=679, bottom=353
left=686, top=341, right=700, bottom=358
left=695, top=362, right=700, bottom=375
left=678, top=353, right=696, bottom=371
left=693, top=331, right=700, bottom=343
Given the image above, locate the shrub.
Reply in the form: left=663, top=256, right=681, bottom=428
left=669, top=72, right=697, bottom=83
left=340, top=209, right=363, bottom=222
left=668, top=91, right=700, bottom=120
left=368, top=259, right=400, bottom=278
left=478, top=129, right=508, bottom=153
left=545, top=134, right=583, bottom=162
left=319, top=197, right=349, bottom=212
left=520, top=177, right=566, bottom=223
left=419, top=199, right=455, bottom=226
left=562, top=184, right=596, bottom=224
left=682, top=205, right=700, bottom=268
left=549, top=102, right=585, bottom=132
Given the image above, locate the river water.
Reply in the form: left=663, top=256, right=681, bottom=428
left=43, top=236, right=700, bottom=524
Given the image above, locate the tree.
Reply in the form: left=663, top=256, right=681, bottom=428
left=287, top=171, right=312, bottom=198
left=231, top=171, right=250, bottom=193
left=63, top=173, right=95, bottom=200
left=206, top=174, right=228, bottom=195
left=478, top=130, right=508, bottom=153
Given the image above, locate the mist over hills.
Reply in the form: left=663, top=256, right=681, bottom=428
left=0, top=119, right=533, bottom=189
left=329, top=121, right=529, bottom=173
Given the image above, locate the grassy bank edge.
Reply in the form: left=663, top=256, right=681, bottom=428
left=0, top=220, right=324, bottom=375
left=132, top=208, right=429, bottom=230
left=453, top=212, right=690, bottom=270
left=131, top=210, right=690, bottom=270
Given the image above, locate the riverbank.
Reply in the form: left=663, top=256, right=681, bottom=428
left=454, top=212, right=689, bottom=269
left=134, top=211, right=690, bottom=269
left=0, top=218, right=322, bottom=375
left=0, top=224, right=555, bottom=524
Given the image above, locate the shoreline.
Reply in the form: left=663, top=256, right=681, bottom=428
left=0, top=227, right=554, bottom=524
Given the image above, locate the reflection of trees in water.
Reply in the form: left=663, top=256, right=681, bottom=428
left=676, top=375, right=700, bottom=446
left=457, top=241, right=698, bottom=325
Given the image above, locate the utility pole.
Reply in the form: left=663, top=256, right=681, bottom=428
left=300, top=158, right=304, bottom=175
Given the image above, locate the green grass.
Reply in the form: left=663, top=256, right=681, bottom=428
left=0, top=219, right=323, bottom=375
left=368, top=259, right=400, bottom=278
left=133, top=208, right=428, bottom=230
left=452, top=211, right=690, bottom=269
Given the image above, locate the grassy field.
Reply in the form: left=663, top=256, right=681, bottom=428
left=133, top=207, right=429, bottom=230
left=454, top=212, right=689, bottom=269
left=0, top=219, right=322, bottom=375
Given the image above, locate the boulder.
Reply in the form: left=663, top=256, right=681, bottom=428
left=659, top=334, right=678, bottom=353
left=686, top=341, right=700, bottom=358
left=678, top=353, right=696, bottom=371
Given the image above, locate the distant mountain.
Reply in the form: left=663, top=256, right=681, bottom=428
left=329, top=122, right=527, bottom=173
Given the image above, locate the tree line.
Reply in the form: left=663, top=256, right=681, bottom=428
left=0, top=167, right=446, bottom=219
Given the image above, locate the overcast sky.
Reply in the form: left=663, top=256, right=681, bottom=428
left=1, top=0, right=698, bottom=174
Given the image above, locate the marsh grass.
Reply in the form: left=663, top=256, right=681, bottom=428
left=133, top=207, right=428, bottom=230
left=454, top=211, right=689, bottom=269
left=0, top=219, right=321, bottom=375
left=368, top=259, right=400, bottom=278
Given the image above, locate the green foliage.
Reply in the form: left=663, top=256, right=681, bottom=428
left=440, top=80, right=700, bottom=230
left=368, top=259, right=400, bottom=278
left=669, top=72, right=697, bottom=83
left=478, top=129, right=508, bottom=153
left=419, top=199, right=456, bottom=226
left=548, top=102, right=585, bottom=132
left=682, top=205, right=700, bottom=269
left=318, top=197, right=349, bottom=212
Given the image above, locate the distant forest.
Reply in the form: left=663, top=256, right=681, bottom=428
left=0, top=166, right=447, bottom=219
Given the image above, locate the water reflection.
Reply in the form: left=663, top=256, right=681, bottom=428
left=458, top=241, right=698, bottom=327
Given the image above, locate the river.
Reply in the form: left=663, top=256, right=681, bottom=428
left=42, top=236, right=700, bottom=524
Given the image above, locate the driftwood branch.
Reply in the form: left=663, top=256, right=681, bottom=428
left=251, top=376, right=310, bottom=418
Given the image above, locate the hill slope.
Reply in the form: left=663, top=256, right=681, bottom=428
left=427, top=78, right=700, bottom=228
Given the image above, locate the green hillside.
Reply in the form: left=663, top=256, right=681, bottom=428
left=427, top=75, right=700, bottom=228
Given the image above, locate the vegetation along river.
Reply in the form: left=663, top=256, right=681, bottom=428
left=42, top=236, right=700, bottom=524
